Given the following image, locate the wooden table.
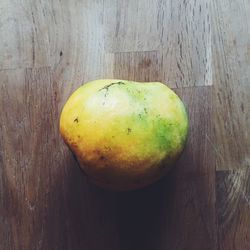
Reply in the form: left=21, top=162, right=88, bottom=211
left=0, top=1, right=249, bottom=249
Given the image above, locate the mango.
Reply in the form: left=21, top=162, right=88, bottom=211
left=60, top=79, right=188, bottom=191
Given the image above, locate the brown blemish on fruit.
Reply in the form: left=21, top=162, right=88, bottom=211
left=104, top=146, right=112, bottom=151
left=99, top=155, right=106, bottom=161
left=127, top=128, right=132, bottom=134
left=94, top=149, right=101, bottom=155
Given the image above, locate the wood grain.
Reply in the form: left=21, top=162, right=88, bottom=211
left=216, top=168, right=250, bottom=250
left=104, top=0, right=212, bottom=88
left=211, top=2, right=250, bottom=246
left=113, top=50, right=163, bottom=82
left=0, top=0, right=249, bottom=249
left=212, top=0, right=250, bottom=170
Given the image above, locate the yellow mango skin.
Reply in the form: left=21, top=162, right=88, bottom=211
left=60, top=79, right=188, bottom=191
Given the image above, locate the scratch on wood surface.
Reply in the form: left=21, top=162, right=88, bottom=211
left=205, top=133, right=224, bottom=162
left=241, top=191, right=250, bottom=206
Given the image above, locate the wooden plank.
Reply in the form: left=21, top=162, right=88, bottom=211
left=212, top=84, right=250, bottom=170
left=113, top=50, right=163, bottom=82
left=212, top=0, right=250, bottom=170
left=0, top=68, right=60, bottom=249
left=175, top=86, right=213, bottom=175
left=216, top=168, right=250, bottom=250
left=161, top=0, right=212, bottom=88
left=212, top=0, right=250, bottom=85
left=0, top=1, right=51, bottom=69
left=103, top=0, right=162, bottom=53
left=211, top=2, right=250, bottom=246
